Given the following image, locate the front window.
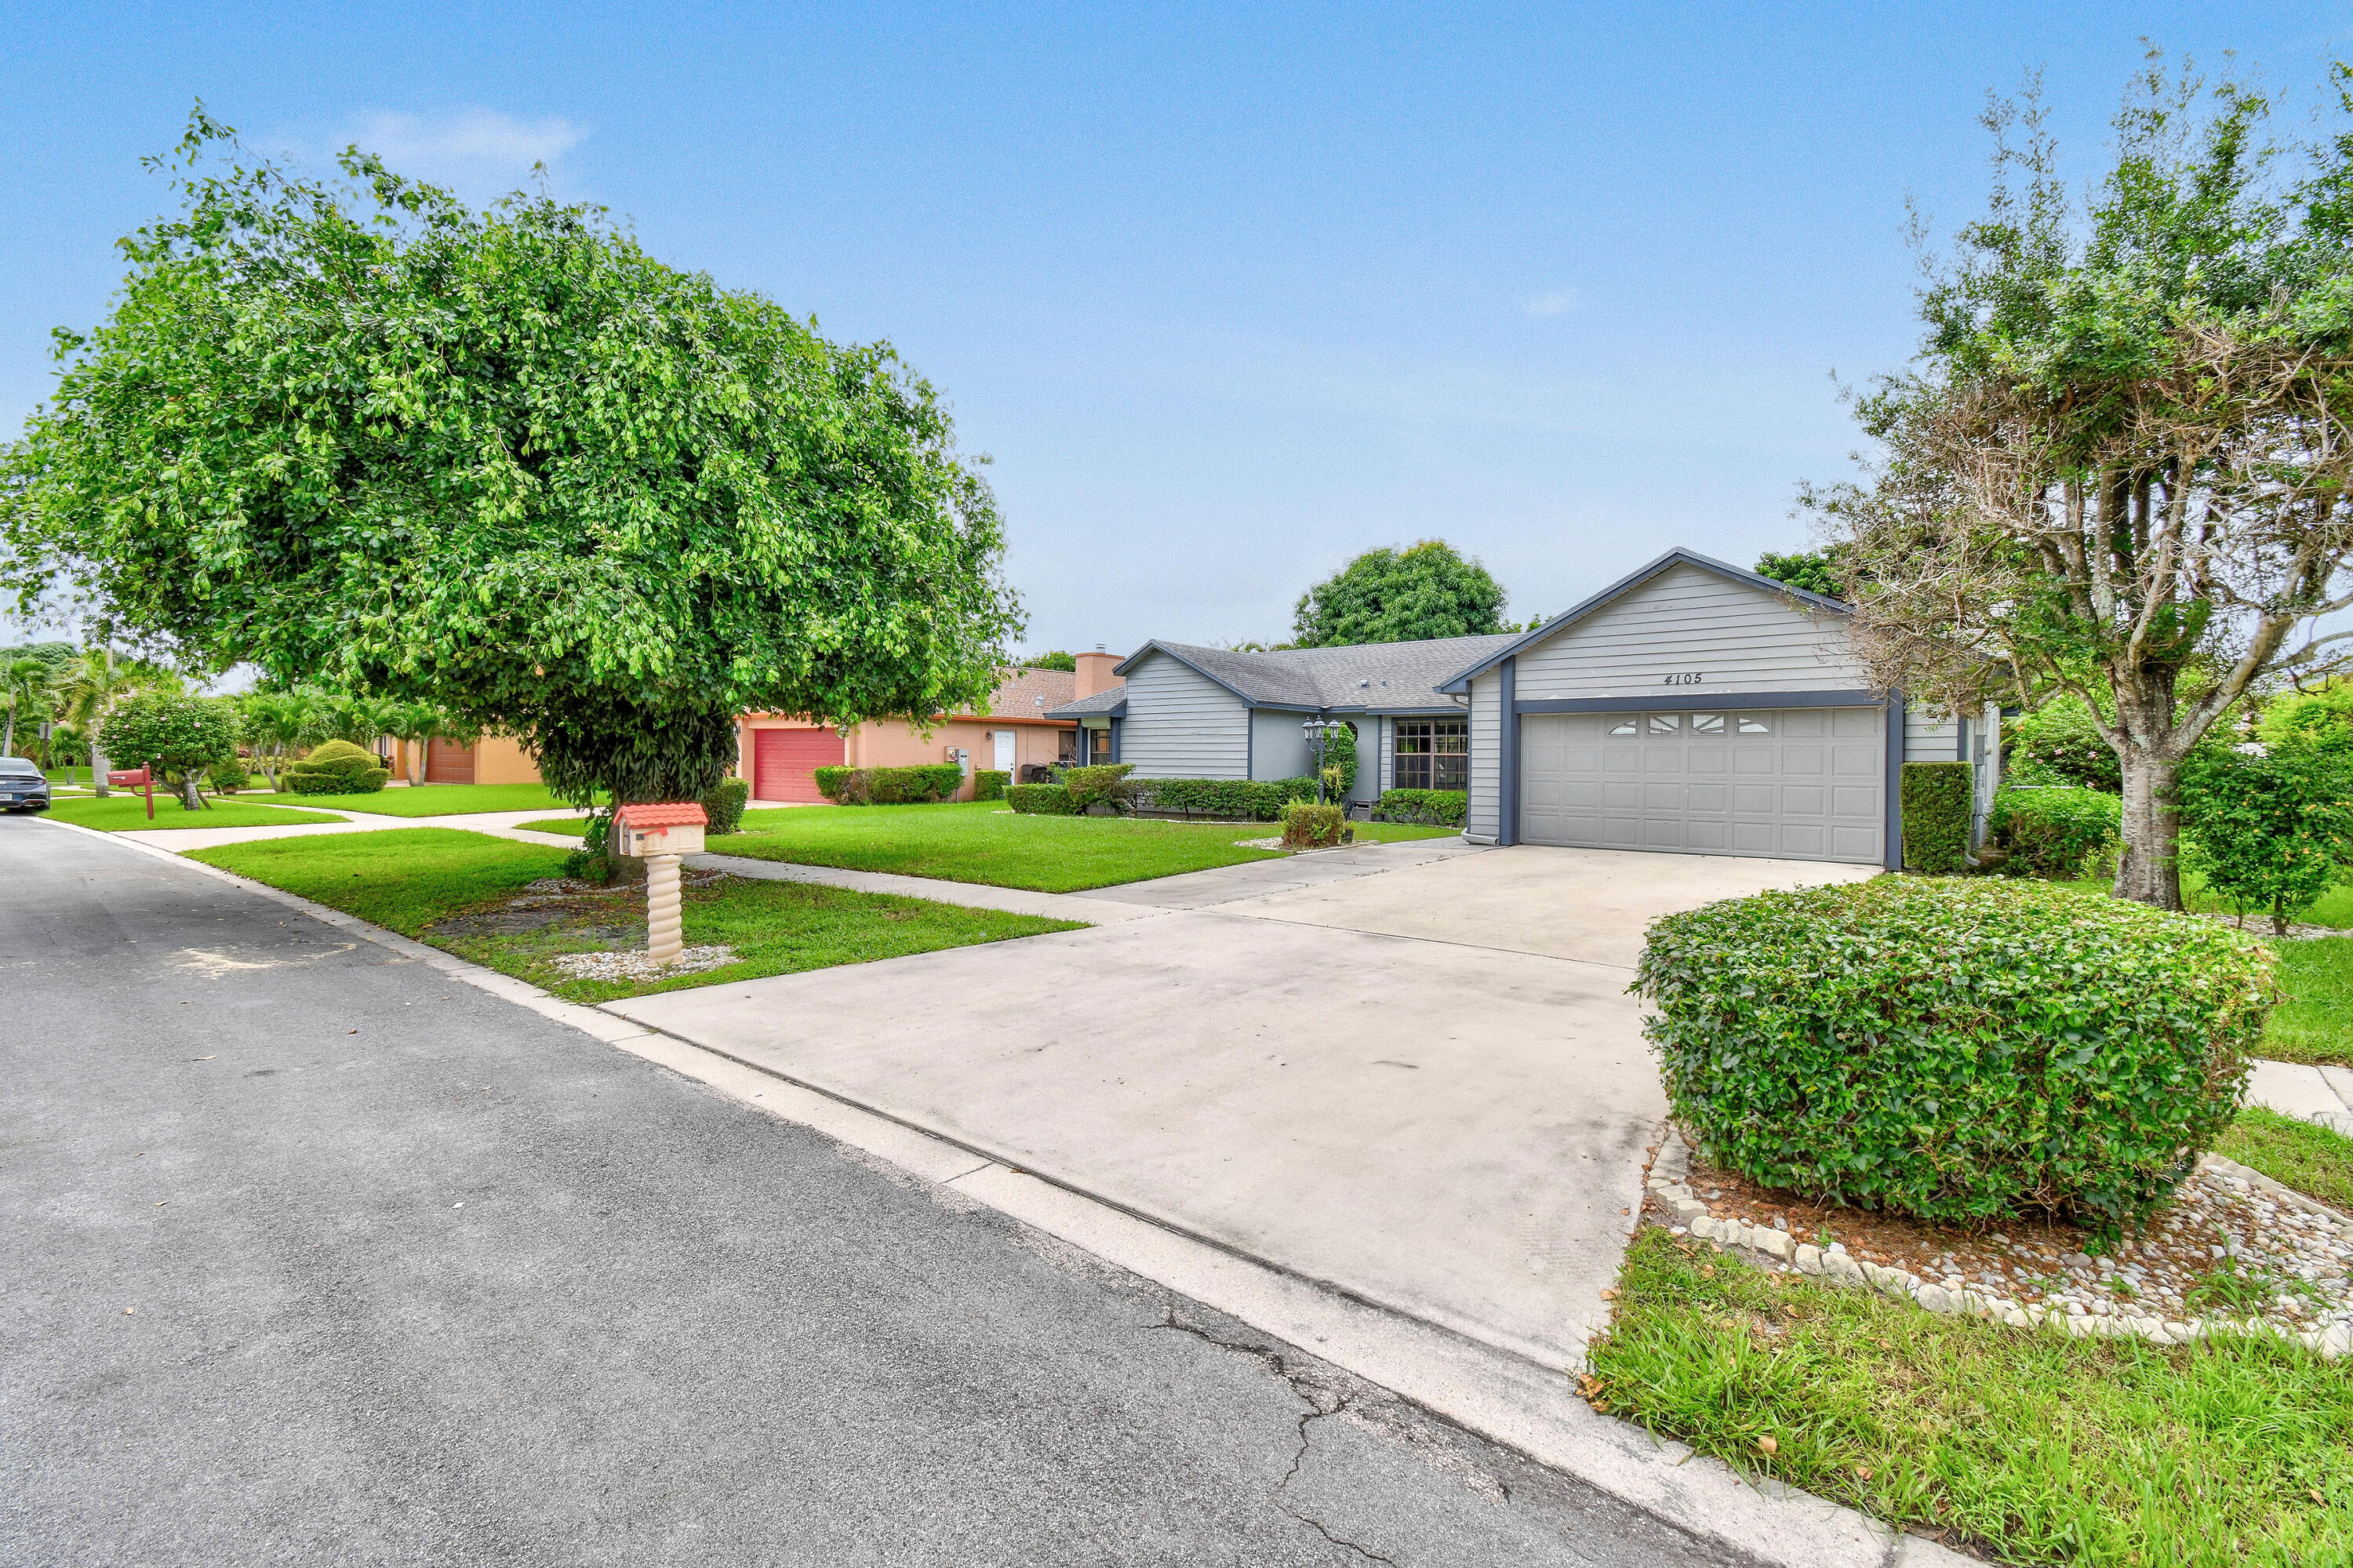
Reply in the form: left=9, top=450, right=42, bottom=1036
left=1394, top=719, right=1468, bottom=791
left=1059, top=729, right=1079, bottom=763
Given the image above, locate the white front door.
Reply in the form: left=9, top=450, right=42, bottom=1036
left=993, top=729, right=1016, bottom=772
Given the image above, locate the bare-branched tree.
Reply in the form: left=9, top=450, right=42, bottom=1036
left=1806, top=55, right=2353, bottom=908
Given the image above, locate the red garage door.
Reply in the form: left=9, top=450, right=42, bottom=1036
left=753, top=727, right=845, bottom=802
left=425, top=737, right=475, bottom=784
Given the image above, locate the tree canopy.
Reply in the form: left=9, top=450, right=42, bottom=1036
left=1291, top=540, right=1510, bottom=647
left=2, top=111, right=1021, bottom=805
left=1752, top=549, right=1847, bottom=599
left=1804, top=55, right=2353, bottom=907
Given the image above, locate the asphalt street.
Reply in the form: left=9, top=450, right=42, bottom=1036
left=0, top=817, right=1736, bottom=1567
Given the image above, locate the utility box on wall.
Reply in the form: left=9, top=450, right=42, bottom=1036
left=613, top=802, right=708, bottom=858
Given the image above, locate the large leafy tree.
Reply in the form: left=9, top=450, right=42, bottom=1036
left=2, top=112, right=1020, bottom=806
left=1806, top=57, right=2353, bottom=908
left=1292, top=540, right=1510, bottom=647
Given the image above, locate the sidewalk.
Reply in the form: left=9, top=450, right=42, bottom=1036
left=2249, top=1059, right=2353, bottom=1136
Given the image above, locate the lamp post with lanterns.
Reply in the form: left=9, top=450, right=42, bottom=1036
left=1300, top=716, right=1341, bottom=806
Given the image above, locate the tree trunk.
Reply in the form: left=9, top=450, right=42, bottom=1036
left=2113, top=750, right=2183, bottom=910
left=90, top=740, right=108, bottom=796
left=180, top=772, right=205, bottom=812
left=2, top=713, right=14, bottom=756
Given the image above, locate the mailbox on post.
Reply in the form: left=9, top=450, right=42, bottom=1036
left=107, top=764, right=155, bottom=820
left=613, top=802, right=707, bottom=858
left=613, top=802, right=708, bottom=964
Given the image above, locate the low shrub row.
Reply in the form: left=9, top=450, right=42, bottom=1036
left=1006, top=783, right=1078, bottom=815
left=1061, top=763, right=1136, bottom=812
left=1638, top=876, right=2271, bottom=1231
left=813, top=764, right=966, bottom=805
left=973, top=769, right=1010, bottom=802
left=1369, top=788, right=1466, bottom=827
left=1129, top=776, right=1318, bottom=820
left=701, top=777, right=750, bottom=835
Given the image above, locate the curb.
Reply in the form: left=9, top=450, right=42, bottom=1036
left=41, top=816, right=1973, bottom=1568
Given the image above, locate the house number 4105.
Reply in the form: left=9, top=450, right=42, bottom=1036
left=1661, top=672, right=1703, bottom=686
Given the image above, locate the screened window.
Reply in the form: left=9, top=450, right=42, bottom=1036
left=1393, top=719, right=1469, bottom=791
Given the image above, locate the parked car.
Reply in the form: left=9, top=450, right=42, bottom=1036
left=0, top=759, right=53, bottom=813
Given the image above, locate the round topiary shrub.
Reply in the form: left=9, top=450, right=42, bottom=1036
left=284, top=738, right=391, bottom=795
left=1635, top=878, right=2273, bottom=1231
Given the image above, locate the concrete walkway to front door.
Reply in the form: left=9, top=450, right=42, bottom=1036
left=608, top=845, right=1877, bottom=1370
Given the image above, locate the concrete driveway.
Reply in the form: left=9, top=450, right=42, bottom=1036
left=612, top=845, right=1878, bottom=1369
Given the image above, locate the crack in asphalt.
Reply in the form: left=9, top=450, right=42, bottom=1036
left=1147, top=1310, right=1402, bottom=1566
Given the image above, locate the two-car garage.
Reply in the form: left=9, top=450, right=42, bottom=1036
left=1516, top=705, right=1887, bottom=864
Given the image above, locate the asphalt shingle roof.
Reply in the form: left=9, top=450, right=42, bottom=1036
left=1046, top=634, right=1518, bottom=716
left=987, top=667, right=1078, bottom=717
left=1045, top=687, right=1129, bottom=718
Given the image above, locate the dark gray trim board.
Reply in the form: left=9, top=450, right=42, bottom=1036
left=1883, top=693, right=1904, bottom=870
left=1437, top=547, right=1851, bottom=694
left=1108, top=717, right=1122, bottom=763
left=1511, top=689, right=1881, bottom=715
left=1497, top=657, right=1519, bottom=847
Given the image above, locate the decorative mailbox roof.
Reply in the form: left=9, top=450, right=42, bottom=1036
left=616, top=802, right=709, bottom=829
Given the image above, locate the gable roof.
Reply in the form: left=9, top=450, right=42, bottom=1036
left=1075, top=632, right=1522, bottom=714
left=1046, top=686, right=1129, bottom=719
left=1434, top=548, right=1847, bottom=693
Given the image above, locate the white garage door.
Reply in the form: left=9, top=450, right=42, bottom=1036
left=1518, top=707, right=1884, bottom=864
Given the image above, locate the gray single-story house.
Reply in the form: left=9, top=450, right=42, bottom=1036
left=1047, top=548, right=2001, bottom=867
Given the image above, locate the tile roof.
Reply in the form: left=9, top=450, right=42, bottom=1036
left=1099, top=634, right=1519, bottom=711
left=616, top=802, right=708, bottom=828
left=986, top=666, right=1078, bottom=717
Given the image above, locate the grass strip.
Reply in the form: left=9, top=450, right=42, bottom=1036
left=44, top=795, right=347, bottom=831
left=522, top=799, right=1453, bottom=893
left=186, top=826, right=1076, bottom=1002
left=1587, top=1228, right=2353, bottom=1566
left=2216, top=1107, right=2353, bottom=1212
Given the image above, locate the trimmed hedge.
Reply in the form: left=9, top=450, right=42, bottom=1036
left=1371, top=788, right=1467, bottom=827
left=701, top=777, right=750, bottom=835
left=1900, top=761, right=1973, bottom=871
left=285, top=739, right=391, bottom=795
left=1993, top=785, right=2122, bottom=879
left=1006, top=784, right=1078, bottom=815
left=1130, top=776, right=1317, bottom=821
left=1282, top=801, right=1346, bottom=849
left=1637, top=878, right=2272, bottom=1229
left=1060, top=762, right=1136, bottom=812
left=973, top=769, right=1010, bottom=802
left=813, top=764, right=966, bottom=805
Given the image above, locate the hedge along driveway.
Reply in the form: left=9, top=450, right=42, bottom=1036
left=183, top=827, right=1078, bottom=1003
left=518, top=799, right=1454, bottom=893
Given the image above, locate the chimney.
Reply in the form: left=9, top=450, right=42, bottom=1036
left=1074, top=645, right=1125, bottom=700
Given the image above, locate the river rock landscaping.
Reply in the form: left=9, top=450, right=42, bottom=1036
left=1644, top=1127, right=2353, bottom=1355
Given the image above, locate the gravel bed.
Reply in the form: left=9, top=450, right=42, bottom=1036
left=1644, top=1129, right=2353, bottom=1355
left=548, top=944, right=740, bottom=981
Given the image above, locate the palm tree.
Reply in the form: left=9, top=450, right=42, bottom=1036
left=238, top=693, right=301, bottom=791
left=2, top=658, right=49, bottom=758
left=48, top=645, right=132, bottom=793
left=386, top=700, right=451, bottom=786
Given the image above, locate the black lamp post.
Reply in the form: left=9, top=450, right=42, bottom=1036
left=1301, top=716, right=1336, bottom=805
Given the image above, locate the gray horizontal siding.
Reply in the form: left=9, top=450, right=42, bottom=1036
left=1115, top=651, right=1249, bottom=778
left=1513, top=562, right=1868, bottom=700
left=1467, top=672, right=1501, bottom=839
left=1903, top=704, right=1962, bottom=764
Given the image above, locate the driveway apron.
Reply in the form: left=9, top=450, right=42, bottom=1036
left=611, top=846, right=1878, bottom=1367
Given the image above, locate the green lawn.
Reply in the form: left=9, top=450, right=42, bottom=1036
left=250, top=781, right=591, bottom=817
left=1587, top=1227, right=2353, bottom=1568
left=44, top=795, right=347, bottom=831
left=186, top=827, right=1076, bottom=1003
left=2216, top=1105, right=2353, bottom=1211
left=509, top=799, right=1456, bottom=893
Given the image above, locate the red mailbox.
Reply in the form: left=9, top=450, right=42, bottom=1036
left=107, top=764, right=155, bottom=820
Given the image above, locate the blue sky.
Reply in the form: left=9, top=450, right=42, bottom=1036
left=5, top=2, right=2350, bottom=657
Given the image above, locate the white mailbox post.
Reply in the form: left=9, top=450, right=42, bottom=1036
left=614, top=802, right=708, bottom=964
